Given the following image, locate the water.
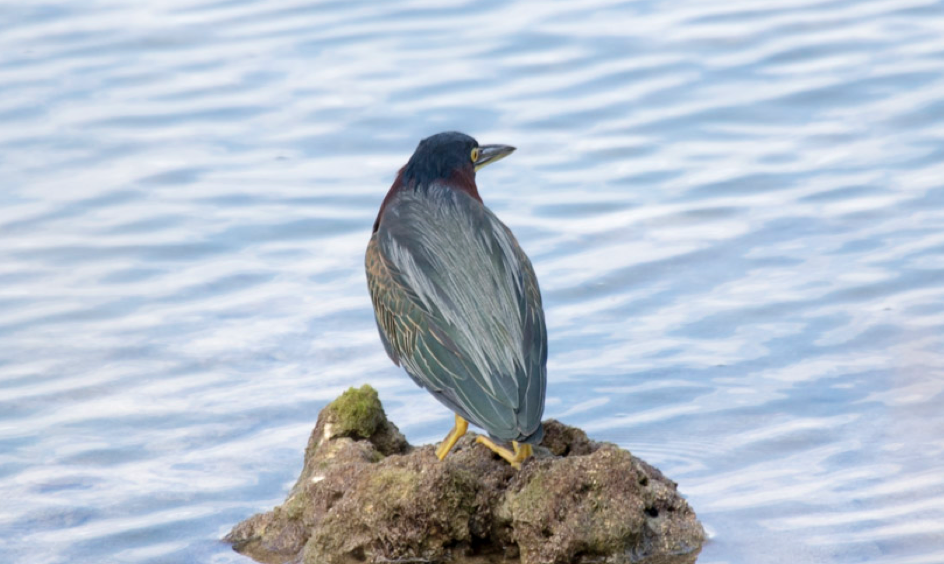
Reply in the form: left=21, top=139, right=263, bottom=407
left=1, top=0, right=943, bottom=562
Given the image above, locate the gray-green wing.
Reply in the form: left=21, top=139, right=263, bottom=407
left=365, top=185, right=546, bottom=442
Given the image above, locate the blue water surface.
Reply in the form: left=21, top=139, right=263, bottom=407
left=1, top=1, right=943, bottom=563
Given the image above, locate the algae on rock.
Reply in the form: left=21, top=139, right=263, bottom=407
left=321, top=385, right=384, bottom=440
left=226, top=386, right=705, bottom=564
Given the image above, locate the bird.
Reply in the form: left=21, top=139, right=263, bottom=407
left=365, top=131, right=547, bottom=469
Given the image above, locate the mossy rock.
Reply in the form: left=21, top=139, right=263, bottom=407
left=324, top=385, right=385, bottom=439
left=226, top=386, right=704, bottom=564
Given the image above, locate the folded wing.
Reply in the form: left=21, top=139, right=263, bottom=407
left=365, top=185, right=546, bottom=442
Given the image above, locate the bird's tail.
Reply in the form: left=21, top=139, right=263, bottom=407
left=516, top=422, right=544, bottom=445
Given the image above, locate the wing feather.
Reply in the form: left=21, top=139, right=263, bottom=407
left=365, top=184, right=546, bottom=441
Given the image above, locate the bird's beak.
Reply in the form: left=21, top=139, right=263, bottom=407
left=474, top=144, right=516, bottom=171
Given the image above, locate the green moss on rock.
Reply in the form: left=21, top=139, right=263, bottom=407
left=364, top=465, right=419, bottom=505
left=325, top=385, right=384, bottom=439
left=281, top=494, right=306, bottom=521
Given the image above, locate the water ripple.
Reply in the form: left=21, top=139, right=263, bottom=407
left=1, top=0, right=943, bottom=563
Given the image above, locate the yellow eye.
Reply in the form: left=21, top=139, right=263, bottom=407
left=470, top=147, right=480, bottom=162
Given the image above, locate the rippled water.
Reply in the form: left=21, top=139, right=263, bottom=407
left=2, top=1, right=944, bottom=562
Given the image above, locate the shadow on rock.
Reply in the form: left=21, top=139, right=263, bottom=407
left=225, top=385, right=705, bottom=564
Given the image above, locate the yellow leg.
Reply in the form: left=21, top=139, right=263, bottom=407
left=435, top=414, right=469, bottom=460
left=475, top=436, right=533, bottom=469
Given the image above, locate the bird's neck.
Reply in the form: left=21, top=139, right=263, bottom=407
left=373, top=168, right=481, bottom=232
left=441, top=167, right=481, bottom=202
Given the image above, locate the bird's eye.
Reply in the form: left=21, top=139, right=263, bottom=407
left=470, top=148, right=479, bottom=162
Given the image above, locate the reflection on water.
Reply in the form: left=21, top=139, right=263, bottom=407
left=1, top=0, right=944, bottom=562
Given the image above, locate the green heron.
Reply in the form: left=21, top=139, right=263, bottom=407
left=365, top=131, right=547, bottom=469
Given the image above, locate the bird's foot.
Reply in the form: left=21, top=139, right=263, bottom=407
left=475, top=436, right=533, bottom=469
left=435, top=414, right=469, bottom=460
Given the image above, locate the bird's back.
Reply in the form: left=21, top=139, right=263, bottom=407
left=366, top=183, right=546, bottom=443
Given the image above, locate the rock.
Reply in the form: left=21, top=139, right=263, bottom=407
left=226, top=386, right=705, bottom=564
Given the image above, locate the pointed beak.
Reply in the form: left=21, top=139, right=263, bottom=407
left=474, top=144, right=516, bottom=171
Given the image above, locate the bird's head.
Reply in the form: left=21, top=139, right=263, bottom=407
left=400, top=131, right=515, bottom=191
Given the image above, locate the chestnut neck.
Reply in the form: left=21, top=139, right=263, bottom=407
left=372, top=167, right=481, bottom=232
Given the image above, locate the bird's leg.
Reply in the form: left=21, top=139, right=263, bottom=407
left=475, top=436, right=533, bottom=469
left=515, top=442, right=533, bottom=466
left=435, top=414, right=469, bottom=460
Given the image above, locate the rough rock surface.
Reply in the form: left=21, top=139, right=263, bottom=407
left=226, top=386, right=705, bottom=564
